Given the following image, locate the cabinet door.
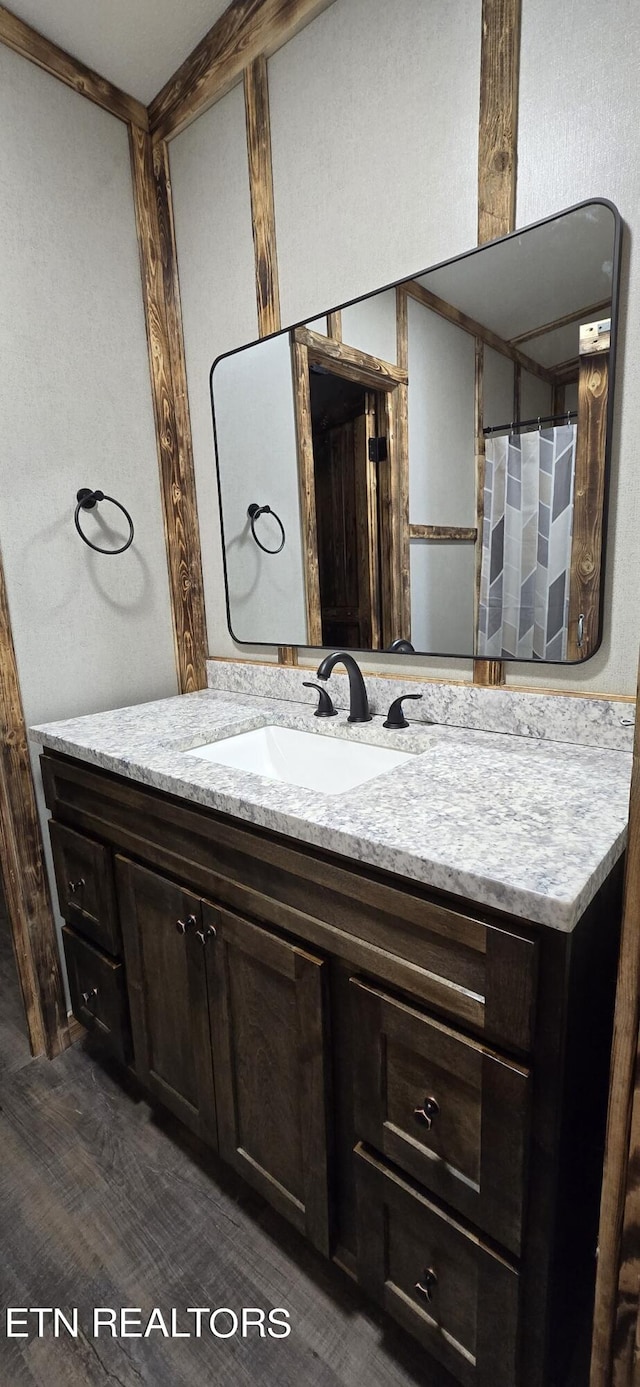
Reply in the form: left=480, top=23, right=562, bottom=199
left=115, top=857, right=216, bottom=1144
left=204, top=902, right=331, bottom=1255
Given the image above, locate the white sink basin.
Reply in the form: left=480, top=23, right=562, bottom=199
left=183, top=724, right=414, bottom=795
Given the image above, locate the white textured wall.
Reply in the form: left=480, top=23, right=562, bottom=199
left=169, top=85, right=274, bottom=659
left=514, top=0, right=640, bottom=693
left=213, top=334, right=308, bottom=644
left=269, top=0, right=481, bottom=325
left=0, top=48, right=178, bottom=990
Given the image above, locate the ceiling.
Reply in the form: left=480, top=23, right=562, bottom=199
left=7, top=0, right=231, bottom=104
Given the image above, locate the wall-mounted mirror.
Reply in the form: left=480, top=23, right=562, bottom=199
left=211, top=200, right=621, bottom=662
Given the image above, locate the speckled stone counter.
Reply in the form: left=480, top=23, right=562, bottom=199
left=30, top=687, right=632, bottom=932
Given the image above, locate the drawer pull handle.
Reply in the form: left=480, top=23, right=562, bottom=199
left=196, top=926, right=217, bottom=946
left=415, top=1268, right=438, bottom=1303
left=81, top=987, right=98, bottom=1005
left=176, top=914, right=197, bottom=935
left=68, top=878, right=86, bottom=895
left=414, top=1096, right=440, bottom=1129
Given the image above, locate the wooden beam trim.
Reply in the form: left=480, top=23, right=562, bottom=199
left=291, top=340, right=322, bottom=646
left=243, top=54, right=296, bottom=666
left=590, top=657, right=640, bottom=1385
left=244, top=56, right=281, bottom=337
left=294, top=327, right=408, bottom=389
left=404, top=279, right=553, bottom=384
left=327, top=310, right=342, bottom=342
left=509, top=298, right=612, bottom=346
left=474, top=0, right=521, bottom=689
left=129, top=127, right=208, bottom=693
left=0, top=555, right=68, bottom=1058
left=478, top=0, right=521, bottom=245
left=149, top=0, right=337, bottom=143
left=566, top=352, right=608, bottom=662
left=409, top=525, right=478, bottom=542
left=0, top=4, right=148, bottom=128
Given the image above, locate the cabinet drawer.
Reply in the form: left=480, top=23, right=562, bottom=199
left=50, top=821, right=119, bottom=954
left=351, top=979, right=529, bottom=1256
left=62, top=926, right=131, bottom=1064
left=355, top=1144, right=520, bottom=1387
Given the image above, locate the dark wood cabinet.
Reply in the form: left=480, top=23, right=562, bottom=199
left=204, top=901, right=331, bottom=1254
left=351, top=978, right=530, bottom=1256
left=42, top=748, right=623, bottom=1387
left=114, top=856, right=216, bottom=1145
left=354, top=1144, right=520, bottom=1387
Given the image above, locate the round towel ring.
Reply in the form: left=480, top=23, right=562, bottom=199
left=75, top=488, right=134, bottom=555
left=247, top=502, right=285, bottom=555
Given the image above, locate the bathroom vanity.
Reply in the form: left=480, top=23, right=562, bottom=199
left=31, top=680, right=632, bottom=1387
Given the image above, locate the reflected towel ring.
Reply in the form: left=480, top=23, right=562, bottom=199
left=74, top=488, right=134, bottom=555
left=247, top=502, right=285, bottom=554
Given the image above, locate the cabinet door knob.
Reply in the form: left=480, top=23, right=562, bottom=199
left=68, top=878, right=85, bottom=894
left=195, top=926, right=217, bottom=946
left=415, top=1268, right=438, bottom=1303
left=414, top=1096, right=440, bottom=1129
left=81, top=987, right=98, bottom=1005
left=176, top=914, right=197, bottom=935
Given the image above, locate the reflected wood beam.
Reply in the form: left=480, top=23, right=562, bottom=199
left=0, top=556, right=68, bottom=1059
left=566, top=352, right=608, bottom=662
left=291, top=339, right=322, bottom=647
left=149, top=0, right=337, bottom=143
left=474, top=0, right=522, bottom=687
left=405, top=279, right=554, bottom=385
left=510, top=298, right=611, bottom=346
left=0, top=4, right=148, bottom=127
left=129, top=127, right=208, bottom=693
left=294, top=328, right=407, bottom=390
left=327, top=310, right=342, bottom=342
left=395, top=289, right=410, bottom=643
left=409, top=526, right=478, bottom=542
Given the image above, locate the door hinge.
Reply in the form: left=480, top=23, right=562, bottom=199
left=368, top=436, right=388, bottom=462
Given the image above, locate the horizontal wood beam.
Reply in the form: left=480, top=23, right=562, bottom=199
left=294, top=327, right=407, bottom=390
left=510, top=298, right=611, bottom=346
left=0, top=4, right=148, bottom=127
left=409, top=525, right=478, bottom=542
left=149, top=0, right=337, bottom=143
left=405, top=279, right=555, bottom=385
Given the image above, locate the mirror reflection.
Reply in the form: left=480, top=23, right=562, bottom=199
left=211, top=200, right=619, bottom=662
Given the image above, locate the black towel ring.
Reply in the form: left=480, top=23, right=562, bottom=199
left=74, top=488, right=134, bottom=555
left=247, top=502, right=285, bottom=555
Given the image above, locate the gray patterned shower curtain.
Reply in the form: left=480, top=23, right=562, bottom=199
left=477, top=424, right=576, bottom=661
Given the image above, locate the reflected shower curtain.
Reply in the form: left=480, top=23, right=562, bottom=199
left=477, top=424, right=576, bottom=661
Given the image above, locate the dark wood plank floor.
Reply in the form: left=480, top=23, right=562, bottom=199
left=0, top=1026, right=453, bottom=1385
left=0, top=912, right=588, bottom=1387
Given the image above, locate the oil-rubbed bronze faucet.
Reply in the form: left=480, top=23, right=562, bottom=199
left=316, top=651, right=371, bottom=724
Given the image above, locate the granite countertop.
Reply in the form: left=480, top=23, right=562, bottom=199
left=30, top=688, right=633, bottom=932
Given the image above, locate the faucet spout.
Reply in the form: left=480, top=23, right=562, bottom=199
left=316, top=651, right=371, bottom=724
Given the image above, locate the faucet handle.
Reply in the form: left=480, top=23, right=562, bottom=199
left=383, top=693, right=423, bottom=729
left=302, top=682, right=338, bottom=718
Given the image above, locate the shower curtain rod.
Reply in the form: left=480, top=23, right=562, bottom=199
left=483, top=410, right=577, bottom=437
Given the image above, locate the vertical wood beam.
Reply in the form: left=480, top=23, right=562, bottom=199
left=243, top=55, right=298, bottom=666
left=474, top=0, right=521, bottom=685
left=591, top=657, right=640, bottom=1386
left=0, top=554, right=67, bottom=1059
left=129, top=126, right=208, bottom=694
